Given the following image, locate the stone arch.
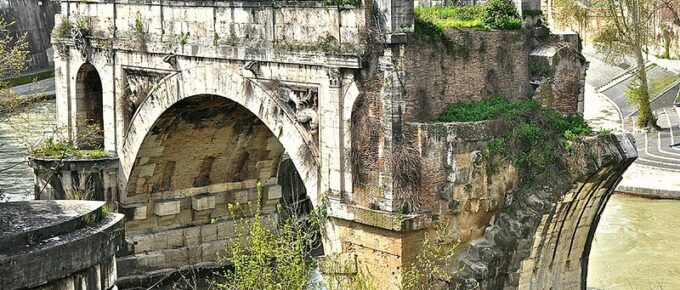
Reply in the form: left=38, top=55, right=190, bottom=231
left=75, top=63, right=104, bottom=149
left=120, top=64, right=320, bottom=207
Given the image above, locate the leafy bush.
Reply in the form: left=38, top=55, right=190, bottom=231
left=438, top=96, right=592, bottom=184
left=438, top=95, right=538, bottom=122
left=52, top=17, right=72, bottom=38
left=483, top=0, right=523, bottom=29
left=215, top=183, right=317, bottom=290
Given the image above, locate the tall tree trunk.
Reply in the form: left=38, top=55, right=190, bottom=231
left=633, top=46, right=659, bottom=130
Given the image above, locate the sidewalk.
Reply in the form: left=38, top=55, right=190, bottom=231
left=10, top=77, right=55, bottom=98
left=617, top=163, right=680, bottom=199
left=583, top=83, right=623, bottom=131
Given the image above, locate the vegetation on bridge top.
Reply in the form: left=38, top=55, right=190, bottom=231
left=439, top=96, right=592, bottom=184
left=32, top=138, right=107, bottom=159
left=415, top=0, right=522, bottom=34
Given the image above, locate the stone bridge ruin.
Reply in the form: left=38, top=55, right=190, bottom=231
left=28, top=0, right=637, bottom=288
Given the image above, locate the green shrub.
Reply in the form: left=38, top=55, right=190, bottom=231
left=438, top=96, right=592, bottom=185
left=32, top=138, right=109, bottom=159
left=483, top=0, right=523, bottom=29
left=52, top=17, right=72, bottom=38
left=215, top=183, right=317, bottom=290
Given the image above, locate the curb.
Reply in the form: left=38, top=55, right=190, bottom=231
left=616, top=185, right=680, bottom=200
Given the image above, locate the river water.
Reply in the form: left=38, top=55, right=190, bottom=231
left=588, top=194, right=680, bottom=289
left=2, top=100, right=680, bottom=288
left=0, top=99, right=55, bottom=202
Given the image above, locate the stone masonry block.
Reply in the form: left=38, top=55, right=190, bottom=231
left=137, top=252, right=165, bottom=270
left=133, top=205, right=148, bottom=220
left=154, top=200, right=180, bottom=216
left=183, top=226, right=201, bottom=246
left=242, top=179, right=258, bottom=189
left=231, top=190, right=250, bottom=204
left=192, top=195, right=216, bottom=211
left=267, top=185, right=282, bottom=200
left=201, top=223, right=218, bottom=242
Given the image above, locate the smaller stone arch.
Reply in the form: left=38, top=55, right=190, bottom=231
left=74, top=63, right=104, bottom=149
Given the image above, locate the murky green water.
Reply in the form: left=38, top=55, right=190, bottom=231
left=0, top=100, right=55, bottom=201
left=588, top=194, right=680, bottom=290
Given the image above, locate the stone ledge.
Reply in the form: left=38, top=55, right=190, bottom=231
left=327, top=198, right=433, bottom=232
left=29, top=156, right=119, bottom=172
left=0, top=200, right=104, bottom=252
left=55, top=38, right=363, bottom=69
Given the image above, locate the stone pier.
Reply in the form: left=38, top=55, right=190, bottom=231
left=0, top=200, right=124, bottom=290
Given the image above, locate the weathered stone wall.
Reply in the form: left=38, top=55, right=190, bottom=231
left=60, top=0, right=366, bottom=52
left=402, top=29, right=532, bottom=121
left=447, top=133, right=637, bottom=289
left=405, top=121, right=519, bottom=245
left=0, top=0, right=60, bottom=73
left=530, top=42, right=586, bottom=115
left=30, top=157, right=119, bottom=209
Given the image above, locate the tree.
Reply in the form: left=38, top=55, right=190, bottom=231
left=0, top=18, right=30, bottom=121
left=553, top=0, right=589, bottom=37
left=593, top=0, right=662, bottom=129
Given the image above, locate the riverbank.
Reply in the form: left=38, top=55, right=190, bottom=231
left=616, top=163, right=680, bottom=199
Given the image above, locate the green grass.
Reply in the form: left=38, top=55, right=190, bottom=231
left=649, top=73, right=680, bottom=99
left=32, top=138, right=108, bottom=159
left=415, top=6, right=487, bottom=29
left=5, top=70, right=54, bottom=87
left=87, top=149, right=108, bottom=159
left=414, top=0, right=522, bottom=35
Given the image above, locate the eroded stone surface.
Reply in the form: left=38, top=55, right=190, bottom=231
left=0, top=200, right=124, bottom=290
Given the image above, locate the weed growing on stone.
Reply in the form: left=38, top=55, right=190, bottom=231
left=52, top=17, right=73, bottom=38
left=401, top=224, right=462, bottom=290
left=438, top=96, right=592, bottom=184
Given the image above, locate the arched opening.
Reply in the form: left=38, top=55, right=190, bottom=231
left=123, top=95, right=322, bottom=273
left=75, top=63, right=104, bottom=149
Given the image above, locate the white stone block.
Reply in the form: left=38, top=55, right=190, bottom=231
left=133, top=205, right=148, bottom=220
left=154, top=200, right=180, bottom=216
left=192, top=195, right=216, bottom=211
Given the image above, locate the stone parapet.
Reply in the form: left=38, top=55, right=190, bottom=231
left=0, top=200, right=124, bottom=290
left=29, top=157, right=119, bottom=209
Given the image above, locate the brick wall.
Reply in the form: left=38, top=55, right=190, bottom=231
left=402, top=29, right=531, bottom=121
